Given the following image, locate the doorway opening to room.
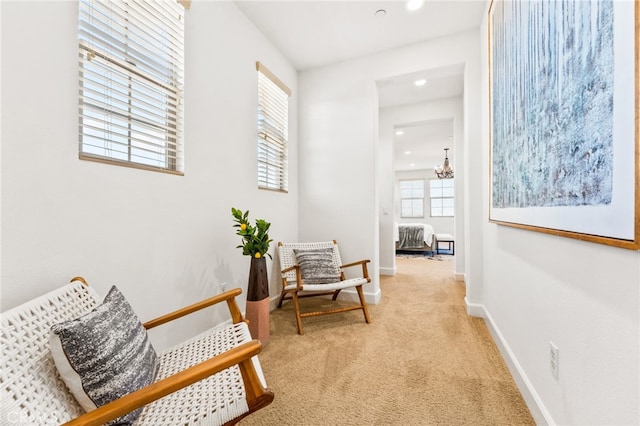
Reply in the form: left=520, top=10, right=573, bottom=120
left=376, top=65, right=464, bottom=280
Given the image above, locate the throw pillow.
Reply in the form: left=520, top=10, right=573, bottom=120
left=50, top=286, right=158, bottom=426
left=293, top=247, right=341, bottom=285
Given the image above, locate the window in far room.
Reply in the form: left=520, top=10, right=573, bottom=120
left=78, top=0, right=185, bottom=174
left=400, top=179, right=424, bottom=218
left=257, top=62, right=291, bottom=192
left=430, top=178, right=455, bottom=217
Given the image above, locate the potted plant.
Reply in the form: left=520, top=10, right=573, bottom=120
left=231, top=207, right=273, bottom=259
left=231, top=207, right=272, bottom=344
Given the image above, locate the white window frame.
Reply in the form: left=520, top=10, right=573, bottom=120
left=78, top=0, right=185, bottom=174
left=400, top=179, right=425, bottom=218
left=257, top=62, right=291, bottom=192
left=430, top=178, right=455, bottom=217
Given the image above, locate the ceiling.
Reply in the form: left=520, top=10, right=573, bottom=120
left=235, top=0, right=486, bottom=172
left=377, top=65, right=463, bottom=171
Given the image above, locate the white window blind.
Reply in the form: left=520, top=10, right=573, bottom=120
left=257, top=62, right=290, bottom=192
left=78, top=0, right=185, bottom=174
left=400, top=179, right=424, bottom=218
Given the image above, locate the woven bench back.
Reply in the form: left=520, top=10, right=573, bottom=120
left=278, top=241, right=343, bottom=283
left=1, top=281, right=101, bottom=425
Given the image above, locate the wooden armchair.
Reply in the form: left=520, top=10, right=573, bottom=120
left=277, top=240, right=372, bottom=334
left=0, top=278, right=273, bottom=425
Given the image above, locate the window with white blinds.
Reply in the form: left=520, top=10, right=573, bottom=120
left=257, top=62, right=290, bottom=192
left=78, top=0, right=185, bottom=174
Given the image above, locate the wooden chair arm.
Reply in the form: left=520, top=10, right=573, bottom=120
left=340, top=259, right=370, bottom=269
left=340, top=259, right=371, bottom=281
left=281, top=265, right=298, bottom=274
left=143, top=288, right=244, bottom=328
left=62, top=340, right=268, bottom=426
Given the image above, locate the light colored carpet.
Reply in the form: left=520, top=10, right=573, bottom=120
left=240, top=257, right=534, bottom=425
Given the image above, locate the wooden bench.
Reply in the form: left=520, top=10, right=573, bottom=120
left=0, top=278, right=273, bottom=425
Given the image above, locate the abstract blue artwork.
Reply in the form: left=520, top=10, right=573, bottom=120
left=488, top=0, right=638, bottom=248
left=491, top=0, right=614, bottom=208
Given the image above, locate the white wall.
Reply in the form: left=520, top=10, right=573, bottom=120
left=298, top=30, right=481, bottom=305
left=0, top=0, right=298, bottom=351
left=379, top=97, right=464, bottom=277
left=478, top=2, right=640, bottom=425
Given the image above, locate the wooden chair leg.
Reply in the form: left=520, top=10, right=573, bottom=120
left=292, top=292, right=304, bottom=335
left=331, top=289, right=342, bottom=301
left=277, top=289, right=287, bottom=309
left=356, top=285, right=371, bottom=324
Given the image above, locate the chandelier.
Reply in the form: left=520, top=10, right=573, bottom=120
left=435, top=148, right=454, bottom=179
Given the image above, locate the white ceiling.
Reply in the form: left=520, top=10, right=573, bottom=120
left=235, top=0, right=485, bottom=172
left=377, top=65, right=463, bottom=171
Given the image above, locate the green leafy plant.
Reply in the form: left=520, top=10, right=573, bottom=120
left=231, top=207, right=273, bottom=259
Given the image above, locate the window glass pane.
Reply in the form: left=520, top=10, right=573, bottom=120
left=400, top=179, right=424, bottom=217
left=401, top=200, right=412, bottom=217
left=442, top=179, right=455, bottom=189
left=429, top=178, right=454, bottom=217
left=401, top=199, right=423, bottom=217
left=411, top=199, right=423, bottom=217
left=400, top=188, right=412, bottom=198
left=443, top=198, right=455, bottom=208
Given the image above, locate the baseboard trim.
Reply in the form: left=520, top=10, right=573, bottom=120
left=464, top=297, right=485, bottom=317
left=337, top=288, right=381, bottom=304
left=481, top=306, right=554, bottom=426
left=454, top=272, right=465, bottom=282
left=379, top=266, right=396, bottom=276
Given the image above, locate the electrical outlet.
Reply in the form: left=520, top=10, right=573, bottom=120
left=550, top=342, right=559, bottom=379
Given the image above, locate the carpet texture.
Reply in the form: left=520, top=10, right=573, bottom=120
left=240, top=257, right=534, bottom=425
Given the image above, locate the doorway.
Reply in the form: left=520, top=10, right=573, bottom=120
left=376, top=65, right=465, bottom=279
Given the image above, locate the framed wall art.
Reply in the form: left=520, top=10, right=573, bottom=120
left=488, top=0, right=639, bottom=250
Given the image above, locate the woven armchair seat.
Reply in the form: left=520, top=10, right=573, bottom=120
left=282, top=277, right=369, bottom=292
left=1, top=280, right=273, bottom=426
left=136, top=322, right=265, bottom=425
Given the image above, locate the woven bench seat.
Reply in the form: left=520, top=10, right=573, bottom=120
left=1, top=279, right=273, bottom=426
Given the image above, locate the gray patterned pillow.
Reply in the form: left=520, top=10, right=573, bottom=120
left=294, top=248, right=341, bottom=285
left=50, top=286, right=158, bottom=426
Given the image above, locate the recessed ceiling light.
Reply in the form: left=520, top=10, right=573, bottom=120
left=414, top=79, right=427, bottom=87
left=395, top=130, right=404, bottom=135
left=375, top=9, right=387, bottom=17
left=406, top=0, right=424, bottom=11
left=404, top=151, right=411, bottom=155
left=409, top=163, right=416, bottom=167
